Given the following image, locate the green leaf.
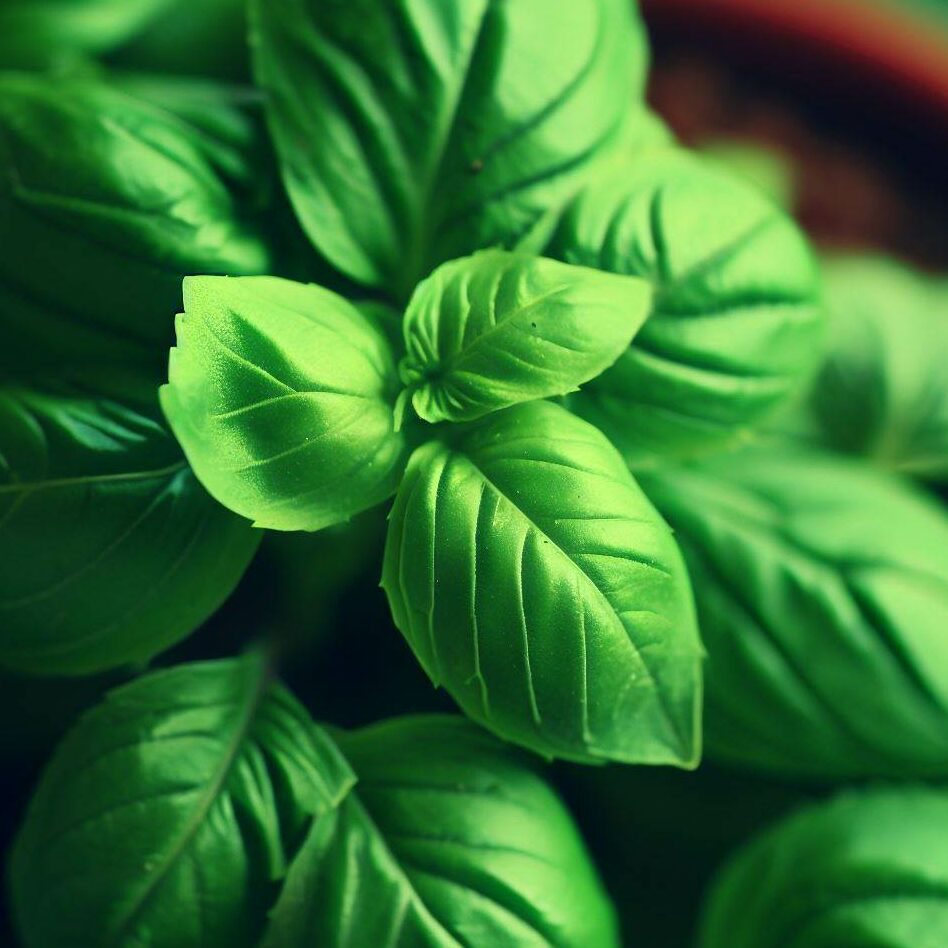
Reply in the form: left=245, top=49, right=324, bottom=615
left=544, top=150, right=823, bottom=466
left=160, top=275, right=408, bottom=532
left=0, top=0, right=174, bottom=68
left=382, top=400, right=703, bottom=766
left=399, top=249, right=651, bottom=425
left=250, top=0, right=648, bottom=296
left=801, top=255, right=948, bottom=480
left=0, top=74, right=271, bottom=375
left=0, top=0, right=248, bottom=79
left=107, top=0, right=250, bottom=81
left=0, top=382, right=261, bottom=676
left=108, top=74, right=270, bottom=201
left=11, top=654, right=356, bottom=948
left=641, top=447, right=948, bottom=779
left=262, top=715, right=619, bottom=948
left=699, top=788, right=948, bottom=948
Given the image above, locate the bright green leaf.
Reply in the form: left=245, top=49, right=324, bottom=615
left=250, top=0, right=648, bottom=296
left=699, top=788, right=948, bottom=948
left=382, top=400, right=703, bottom=766
left=641, top=447, right=948, bottom=779
left=262, top=715, right=619, bottom=947
left=0, top=74, right=271, bottom=375
left=160, top=275, right=408, bottom=532
left=11, top=654, right=355, bottom=948
left=544, top=150, right=823, bottom=466
left=399, top=250, right=651, bottom=424
left=0, top=382, right=260, bottom=676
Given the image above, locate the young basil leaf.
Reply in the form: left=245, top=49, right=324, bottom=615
left=699, top=788, right=948, bottom=948
left=641, top=447, right=948, bottom=779
left=544, top=150, right=823, bottom=467
left=382, top=400, right=703, bottom=766
left=160, top=275, right=408, bottom=532
left=250, top=0, right=648, bottom=296
left=262, top=715, right=619, bottom=947
left=0, top=383, right=261, bottom=676
left=399, top=250, right=652, bottom=425
left=803, top=255, right=948, bottom=481
left=0, top=74, right=271, bottom=375
left=11, top=654, right=356, bottom=948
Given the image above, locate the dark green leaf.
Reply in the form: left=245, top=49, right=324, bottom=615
left=699, top=788, right=948, bottom=948
left=250, top=0, right=648, bottom=296
left=11, top=654, right=355, bottom=948
left=382, top=400, right=703, bottom=766
left=800, top=255, right=948, bottom=481
left=641, top=447, right=948, bottom=779
left=160, top=275, right=408, bottom=532
left=544, top=150, right=823, bottom=466
left=108, top=0, right=249, bottom=81
left=0, top=74, right=271, bottom=375
left=262, top=715, right=619, bottom=947
left=0, top=382, right=260, bottom=676
left=0, top=0, right=173, bottom=68
left=399, top=249, right=651, bottom=424
left=0, top=0, right=248, bottom=79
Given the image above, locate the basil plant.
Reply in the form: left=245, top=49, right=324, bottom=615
left=9, top=0, right=948, bottom=945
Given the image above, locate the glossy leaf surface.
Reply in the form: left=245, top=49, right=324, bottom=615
left=11, top=655, right=355, bottom=948
left=700, top=788, right=948, bottom=948
left=0, top=383, right=260, bottom=676
left=251, top=0, right=647, bottom=296
left=545, top=150, right=823, bottom=466
left=262, top=715, right=619, bottom=947
left=0, top=74, right=270, bottom=374
left=382, top=400, right=703, bottom=766
left=400, top=250, right=651, bottom=424
left=642, top=448, right=948, bottom=779
left=161, top=275, right=407, bottom=532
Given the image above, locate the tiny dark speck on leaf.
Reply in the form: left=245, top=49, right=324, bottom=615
left=531, top=322, right=537, bottom=329
left=470, top=158, right=484, bottom=174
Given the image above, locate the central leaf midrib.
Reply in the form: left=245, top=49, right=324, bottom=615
left=431, top=283, right=576, bottom=382
left=347, top=794, right=466, bottom=948
left=0, top=460, right=185, bottom=496
left=106, top=658, right=271, bottom=946
left=456, top=445, right=691, bottom=756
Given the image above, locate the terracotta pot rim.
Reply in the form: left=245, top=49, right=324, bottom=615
left=641, top=0, right=948, bottom=135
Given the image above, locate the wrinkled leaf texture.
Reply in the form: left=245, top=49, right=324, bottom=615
left=545, top=150, right=823, bottom=466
